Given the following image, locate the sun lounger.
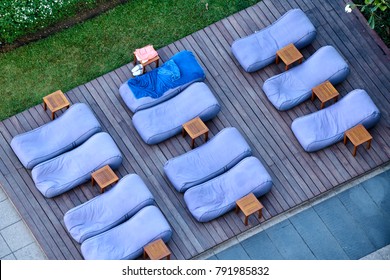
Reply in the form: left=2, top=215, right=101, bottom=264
left=64, top=174, right=154, bottom=243
left=32, top=132, right=122, bottom=198
left=132, top=82, right=221, bottom=145
left=262, top=45, right=350, bottom=111
left=231, top=8, right=316, bottom=72
left=81, top=205, right=172, bottom=260
left=291, top=89, right=381, bottom=152
left=120, top=50, right=205, bottom=113
left=164, top=127, right=252, bottom=192
left=184, top=156, right=272, bottom=222
left=11, top=103, right=101, bottom=169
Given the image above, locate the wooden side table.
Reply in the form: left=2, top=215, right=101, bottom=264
left=143, top=239, right=171, bottom=260
left=133, top=52, right=160, bottom=74
left=311, top=81, right=339, bottom=109
left=344, top=124, right=372, bottom=157
left=276, top=43, right=303, bottom=70
left=43, top=90, right=70, bottom=120
left=91, top=165, right=119, bottom=193
left=182, top=117, right=209, bottom=149
left=235, top=193, right=263, bottom=226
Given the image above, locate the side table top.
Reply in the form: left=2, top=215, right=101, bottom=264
left=182, top=117, right=209, bottom=139
left=312, top=81, right=339, bottom=102
left=91, top=165, right=119, bottom=189
left=345, top=124, right=372, bottom=146
left=43, top=90, right=70, bottom=112
left=276, top=43, right=303, bottom=66
left=144, top=239, right=171, bottom=260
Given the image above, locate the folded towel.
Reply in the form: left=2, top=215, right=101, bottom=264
left=135, top=45, right=158, bottom=62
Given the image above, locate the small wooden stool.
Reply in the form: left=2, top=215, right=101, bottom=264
left=43, top=90, right=70, bottom=120
left=91, top=165, right=119, bottom=193
left=344, top=124, right=372, bottom=157
left=133, top=51, right=160, bottom=74
left=235, top=193, right=263, bottom=226
left=276, top=43, right=303, bottom=70
left=182, top=117, right=209, bottom=149
left=143, top=239, right=171, bottom=260
left=311, top=81, right=339, bottom=109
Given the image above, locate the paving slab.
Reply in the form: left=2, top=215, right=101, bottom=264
left=240, top=231, right=283, bottom=260
left=289, top=208, right=349, bottom=260
left=0, top=234, right=11, bottom=258
left=0, top=199, right=21, bottom=230
left=313, top=196, right=376, bottom=259
left=1, top=253, right=16, bottom=260
left=265, top=219, right=315, bottom=260
left=215, top=243, right=250, bottom=260
left=14, top=243, right=47, bottom=260
left=338, top=185, right=390, bottom=249
left=1, top=220, right=35, bottom=251
left=0, top=187, right=7, bottom=202
left=362, top=172, right=390, bottom=217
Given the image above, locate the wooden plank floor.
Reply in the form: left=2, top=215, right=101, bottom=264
left=0, top=0, right=389, bottom=260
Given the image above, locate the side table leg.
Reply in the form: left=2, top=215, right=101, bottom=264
left=258, top=208, right=263, bottom=219
left=182, top=127, right=186, bottom=137
left=320, top=102, right=325, bottom=109
left=311, top=91, right=315, bottom=102
left=352, top=146, right=357, bottom=157
left=244, top=216, right=249, bottom=226
left=43, top=101, right=47, bottom=111
left=204, top=131, right=208, bottom=142
left=51, top=112, right=55, bottom=120
left=156, top=59, right=159, bottom=68
left=343, top=134, right=348, bottom=145
left=191, top=139, right=195, bottom=149
left=91, top=177, right=95, bottom=187
left=367, top=139, right=372, bottom=150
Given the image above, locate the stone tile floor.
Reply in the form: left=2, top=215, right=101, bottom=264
left=0, top=186, right=47, bottom=260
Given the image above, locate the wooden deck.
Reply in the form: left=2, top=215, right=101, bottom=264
left=0, top=0, right=389, bottom=260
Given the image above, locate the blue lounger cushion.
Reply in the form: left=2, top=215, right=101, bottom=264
left=64, top=174, right=154, bottom=243
left=32, top=132, right=123, bottom=198
left=119, top=50, right=206, bottom=113
left=81, top=205, right=172, bottom=260
left=164, top=127, right=252, bottom=192
left=262, top=45, right=350, bottom=111
left=231, top=9, right=316, bottom=72
left=132, top=82, right=221, bottom=145
left=184, top=156, right=272, bottom=222
left=291, top=89, right=381, bottom=152
left=10, top=103, right=101, bottom=169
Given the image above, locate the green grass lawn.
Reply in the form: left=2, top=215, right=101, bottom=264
left=0, top=0, right=259, bottom=121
